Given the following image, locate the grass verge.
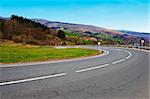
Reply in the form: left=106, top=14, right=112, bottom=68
left=0, top=43, right=101, bottom=63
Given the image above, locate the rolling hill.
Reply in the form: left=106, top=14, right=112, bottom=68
left=33, top=19, right=150, bottom=45
left=120, top=30, right=150, bottom=40
left=1, top=16, right=149, bottom=46
left=32, top=19, right=124, bottom=35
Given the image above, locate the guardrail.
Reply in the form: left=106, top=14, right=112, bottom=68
left=55, top=45, right=150, bottom=51
left=100, top=45, right=150, bottom=50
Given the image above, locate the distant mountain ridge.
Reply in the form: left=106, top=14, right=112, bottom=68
left=120, top=30, right=150, bottom=40
left=32, top=19, right=124, bottom=35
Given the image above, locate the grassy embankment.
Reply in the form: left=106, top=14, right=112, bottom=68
left=0, top=43, right=101, bottom=63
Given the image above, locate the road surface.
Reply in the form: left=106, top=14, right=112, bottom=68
left=0, top=46, right=149, bottom=99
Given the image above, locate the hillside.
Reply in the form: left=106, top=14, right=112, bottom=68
left=120, top=30, right=150, bottom=40
left=0, top=15, right=105, bottom=45
left=0, top=15, right=63, bottom=45
left=32, top=19, right=124, bottom=35
left=33, top=19, right=149, bottom=45
left=0, top=16, right=125, bottom=45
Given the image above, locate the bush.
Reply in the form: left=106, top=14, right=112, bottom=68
left=58, top=30, right=65, bottom=39
left=12, top=36, right=22, bottom=43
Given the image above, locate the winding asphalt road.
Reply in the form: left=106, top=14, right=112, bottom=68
left=0, top=46, right=149, bottom=99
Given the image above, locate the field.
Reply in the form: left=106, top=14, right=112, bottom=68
left=0, top=43, right=101, bottom=63
left=94, top=33, right=124, bottom=43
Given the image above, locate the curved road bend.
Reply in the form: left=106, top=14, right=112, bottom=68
left=0, top=46, right=149, bottom=99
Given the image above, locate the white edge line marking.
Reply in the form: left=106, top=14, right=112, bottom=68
left=75, top=64, right=109, bottom=73
left=112, top=50, right=132, bottom=64
left=0, top=73, right=66, bottom=86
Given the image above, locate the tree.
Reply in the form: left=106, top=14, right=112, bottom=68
left=0, top=15, right=65, bottom=45
left=62, top=41, right=66, bottom=45
left=58, top=30, right=65, bottom=39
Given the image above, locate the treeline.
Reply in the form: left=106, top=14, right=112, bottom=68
left=0, top=15, right=64, bottom=45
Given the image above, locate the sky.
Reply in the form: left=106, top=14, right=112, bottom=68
left=0, top=0, right=149, bottom=32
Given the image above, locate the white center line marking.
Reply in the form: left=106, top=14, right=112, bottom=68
left=124, top=50, right=132, bottom=60
left=112, top=59, right=126, bottom=64
left=0, top=73, right=67, bottom=86
left=75, top=64, right=109, bottom=73
left=112, top=50, right=132, bottom=64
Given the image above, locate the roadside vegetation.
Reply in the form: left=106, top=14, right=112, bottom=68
left=0, top=15, right=63, bottom=45
left=0, top=42, right=101, bottom=63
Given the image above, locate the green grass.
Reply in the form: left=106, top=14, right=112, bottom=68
left=66, top=32, right=83, bottom=37
left=62, top=29, right=83, bottom=37
left=95, top=33, right=123, bottom=43
left=79, top=39, right=94, bottom=45
left=0, top=44, right=100, bottom=63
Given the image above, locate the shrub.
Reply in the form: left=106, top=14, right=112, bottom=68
left=12, top=36, right=22, bottom=43
left=58, top=30, right=66, bottom=39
